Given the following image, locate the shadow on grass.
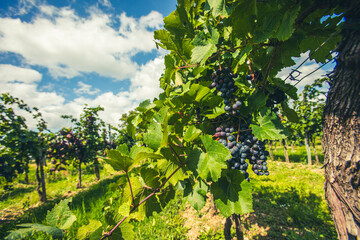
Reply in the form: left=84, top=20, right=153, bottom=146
left=0, top=186, right=36, bottom=202
left=0, top=174, right=123, bottom=239
left=245, top=185, right=336, bottom=240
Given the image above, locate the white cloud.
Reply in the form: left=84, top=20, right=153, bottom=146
left=74, top=81, right=101, bottom=95
left=98, top=0, right=112, bottom=8
left=0, top=64, right=42, bottom=84
left=0, top=4, right=163, bottom=80
left=0, top=56, right=165, bottom=131
left=0, top=3, right=166, bottom=131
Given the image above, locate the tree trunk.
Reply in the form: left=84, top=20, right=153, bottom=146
left=35, top=158, right=47, bottom=202
left=224, top=216, right=232, bottom=240
left=94, top=159, right=100, bottom=181
left=310, top=138, right=320, bottom=165
left=233, top=214, right=244, bottom=240
left=35, top=150, right=47, bottom=202
left=77, top=161, right=82, bottom=189
left=268, top=140, right=274, bottom=160
left=291, top=142, right=295, bottom=152
left=224, top=214, right=244, bottom=240
left=323, top=3, right=360, bottom=239
left=282, top=139, right=290, bottom=163
left=40, top=153, right=47, bottom=202
left=304, top=134, right=312, bottom=165
left=24, top=161, right=29, bottom=184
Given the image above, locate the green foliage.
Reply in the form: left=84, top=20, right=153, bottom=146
left=3, top=0, right=343, bottom=237
left=4, top=198, right=77, bottom=240
left=76, top=219, right=103, bottom=240
left=250, top=109, right=289, bottom=140
left=0, top=93, right=48, bottom=183
left=46, top=198, right=77, bottom=230
left=211, top=169, right=253, bottom=217
left=4, top=224, right=63, bottom=240
left=98, top=0, right=344, bottom=236
left=282, top=78, right=327, bottom=143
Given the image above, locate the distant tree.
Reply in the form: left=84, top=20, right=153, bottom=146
left=62, top=105, right=107, bottom=187
left=0, top=93, right=48, bottom=201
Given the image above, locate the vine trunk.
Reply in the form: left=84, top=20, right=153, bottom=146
left=323, top=3, right=360, bottom=238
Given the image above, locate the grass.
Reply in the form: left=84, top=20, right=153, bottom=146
left=271, top=140, right=324, bottom=164
left=245, top=161, right=336, bottom=239
left=1, top=143, right=336, bottom=240
left=0, top=161, right=117, bottom=217
left=0, top=161, right=118, bottom=239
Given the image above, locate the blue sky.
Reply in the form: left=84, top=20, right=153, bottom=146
left=0, top=0, right=334, bottom=131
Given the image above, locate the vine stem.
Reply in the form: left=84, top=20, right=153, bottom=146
left=99, top=160, right=187, bottom=240
left=247, top=59, right=256, bottom=84
left=263, top=44, right=280, bottom=87
left=126, top=172, right=135, bottom=205
left=169, top=143, right=183, bottom=165
left=175, top=51, right=189, bottom=65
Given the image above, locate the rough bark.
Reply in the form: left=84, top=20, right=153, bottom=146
left=224, top=216, right=232, bottom=240
left=233, top=214, right=244, bottom=240
left=304, top=134, right=312, bottom=165
left=310, top=138, right=320, bottom=164
left=268, top=140, right=274, bottom=161
left=224, top=214, right=244, bottom=240
left=282, top=139, right=290, bottom=163
left=323, top=3, right=360, bottom=239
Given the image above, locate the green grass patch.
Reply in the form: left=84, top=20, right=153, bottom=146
left=1, top=147, right=336, bottom=240
left=271, top=141, right=324, bottom=164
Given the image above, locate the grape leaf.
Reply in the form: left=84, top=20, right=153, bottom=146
left=123, top=176, right=143, bottom=201
left=198, top=135, right=230, bottom=182
left=281, top=102, right=299, bottom=123
left=157, top=158, right=187, bottom=186
left=191, top=44, right=217, bottom=66
left=184, top=125, right=202, bottom=142
left=136, top=99, right=156, bottom=113
left=275, top=5, right=300, bottom=41
left=134, top=185, right=175, bottom=220
left=247, top=90, right=268, bottom=112
left=206, top=0, right=229, bottom=17
left=250, top=109, right=289, bottom=140
left=205, top=106, right=226, bottom=119
left=76, top=219, right=103, bottom=240
left=46, top=198, right=77, bottom=230
left=191, top=27, right=219, bottom=65
left=143, top=120, right=162, bottom=151
left=154, top=29, right=177, bottom=51
left=116, top=143, right=130, bottom=156
left=186, top=148, right=202, bottom=177
left=108, top=222, right=135, bottom=240
left=105, top=149, right=136, bottom=173
left=140, top=168, right=161, bottom=189
left=184, top=179, right=208, bottom=211
left=4, top=224, right=64, bottom=240
left=164, top=8, right=185, bottom=35
left=211, top=169, right=253, bottom=217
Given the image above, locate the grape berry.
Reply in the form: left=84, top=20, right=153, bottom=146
left=215, top=120, right=269, bottom=181
left=210, top=68, right=270, bottom=181
left=209, top=67, right=242, bottom=115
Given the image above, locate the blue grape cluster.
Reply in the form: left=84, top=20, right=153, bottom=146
left=209, top=67, right=242, bottom=115
left=215, top=121, right=269, bottom=181
left=210, top=67, right=270, bottom=181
